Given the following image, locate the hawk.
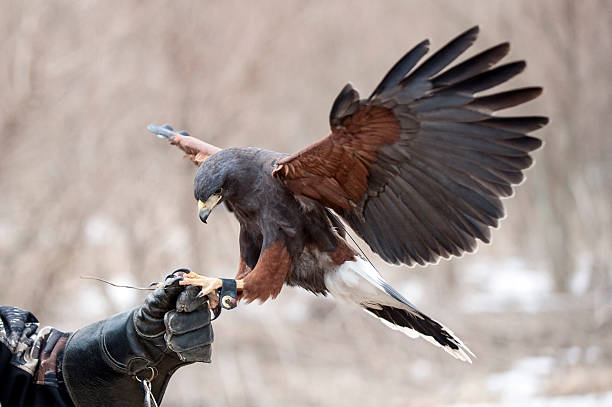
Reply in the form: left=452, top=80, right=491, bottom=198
left=151, top=26, right=547, bottom=362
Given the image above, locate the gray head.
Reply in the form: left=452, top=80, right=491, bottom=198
left=193, top=147, right=262, bottom=223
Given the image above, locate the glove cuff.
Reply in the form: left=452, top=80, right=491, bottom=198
left=63, top=310, right=188, bottom=406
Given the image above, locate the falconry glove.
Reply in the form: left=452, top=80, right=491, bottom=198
left=63, top=270, right=213, bottom=406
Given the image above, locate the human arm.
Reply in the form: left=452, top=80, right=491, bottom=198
left=0, top=270, right=214, bottom=407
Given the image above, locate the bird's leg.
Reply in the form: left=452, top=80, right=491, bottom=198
left=180, top=272, right=222, bottom=298
left=179, top=272, right=244, bottom=308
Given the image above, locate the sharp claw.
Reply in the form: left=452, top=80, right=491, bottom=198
left=208, top=291, right=220, bottom=309
left=178, top=272, right=222, bottom=300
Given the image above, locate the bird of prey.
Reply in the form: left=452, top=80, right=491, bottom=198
left=151, top=26, right=547, bottom=362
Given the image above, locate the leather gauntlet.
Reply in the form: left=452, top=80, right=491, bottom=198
left=63, top=272, right=213, bottom=406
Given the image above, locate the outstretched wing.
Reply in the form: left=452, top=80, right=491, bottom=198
left=273, top=26, right=548, bottom=266
left=148, top=124, right=221, bottom=166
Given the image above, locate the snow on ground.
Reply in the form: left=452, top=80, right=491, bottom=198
left=447, top=391, right=612, bottom=407
left=487, top=356, right=555, bottom=401
left=459, top=257, right=553, bottom=313
left=447, top=356, right=612, bottom=406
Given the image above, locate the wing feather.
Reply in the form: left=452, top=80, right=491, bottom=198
left=148, top=124, right=221, bottom=166
left=274, top=26, right=547, bottom=266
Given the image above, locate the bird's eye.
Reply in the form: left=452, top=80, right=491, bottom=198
left=216, top=188, right=223, bottom=195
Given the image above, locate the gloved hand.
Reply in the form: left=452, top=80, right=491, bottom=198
left=63, top=270, right=213, bottom=406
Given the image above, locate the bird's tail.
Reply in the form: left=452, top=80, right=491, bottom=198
left=326, top=257, right=474, bottom=362
left=362, top=303, right=474, bottom=363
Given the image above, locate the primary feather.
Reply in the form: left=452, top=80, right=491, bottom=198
left=277, top=25, right=547, bottom=266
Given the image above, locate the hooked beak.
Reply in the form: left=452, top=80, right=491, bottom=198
left=198, top=193, right=222, bottom=224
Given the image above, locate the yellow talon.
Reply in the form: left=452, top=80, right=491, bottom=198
left=179, top=272, right=222, bottom=298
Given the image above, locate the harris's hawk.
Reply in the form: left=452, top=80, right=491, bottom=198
left=150, top=27, right=547, bottom=362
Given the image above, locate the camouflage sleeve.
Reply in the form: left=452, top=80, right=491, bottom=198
left=0, top=306, right=74, bottom=407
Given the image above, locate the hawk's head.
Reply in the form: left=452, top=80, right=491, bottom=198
left=193, top=147, right=261, bottom=223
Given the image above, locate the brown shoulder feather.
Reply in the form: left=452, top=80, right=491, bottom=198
left=273, top=27, right=547, bottom=266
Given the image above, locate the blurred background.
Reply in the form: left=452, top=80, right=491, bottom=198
left=1, top=0, right=611, bottom=406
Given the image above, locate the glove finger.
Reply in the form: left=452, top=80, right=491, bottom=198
left=172, top=342, right=212, bottom=363
left=176, top=286, right=208, bottom=312
left=164, top=307, right=211, bottom=335
left=141, top=289, right=173, bottom=319
left=140, top=275, right=185, bottom=320
left=165, top=325, right=214, bottom=353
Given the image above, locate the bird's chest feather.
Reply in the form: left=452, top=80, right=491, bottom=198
left=285, top=246, right=336, bottom=295
left=230, top=168, right=353, bottom=295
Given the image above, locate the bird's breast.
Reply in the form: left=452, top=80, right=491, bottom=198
left=285, top=247, right=331, bottom=295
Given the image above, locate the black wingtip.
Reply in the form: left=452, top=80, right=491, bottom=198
left=446, top=26, right=480, bottom=46
left=510, top=60, right=527, bottom=74
left=443, top=60, right=527, bottom=95
left=481, top=115, right=549, bottom=132
left=466, top=86, right=545, bottom=113
left=526, top=115, right=549, bottom=130
left=538, top=116, right=550, bottom=127
left=431, top=42, right=511, bottom=88
left=465, top=25, right=480, bottom=37
left=369, top=39, right=431, bottom=100
left=530, top=87, right=544, bottom=98
left=498, top=42, right=511, bottom=54
left=447, top=25, right=480, bottom=47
